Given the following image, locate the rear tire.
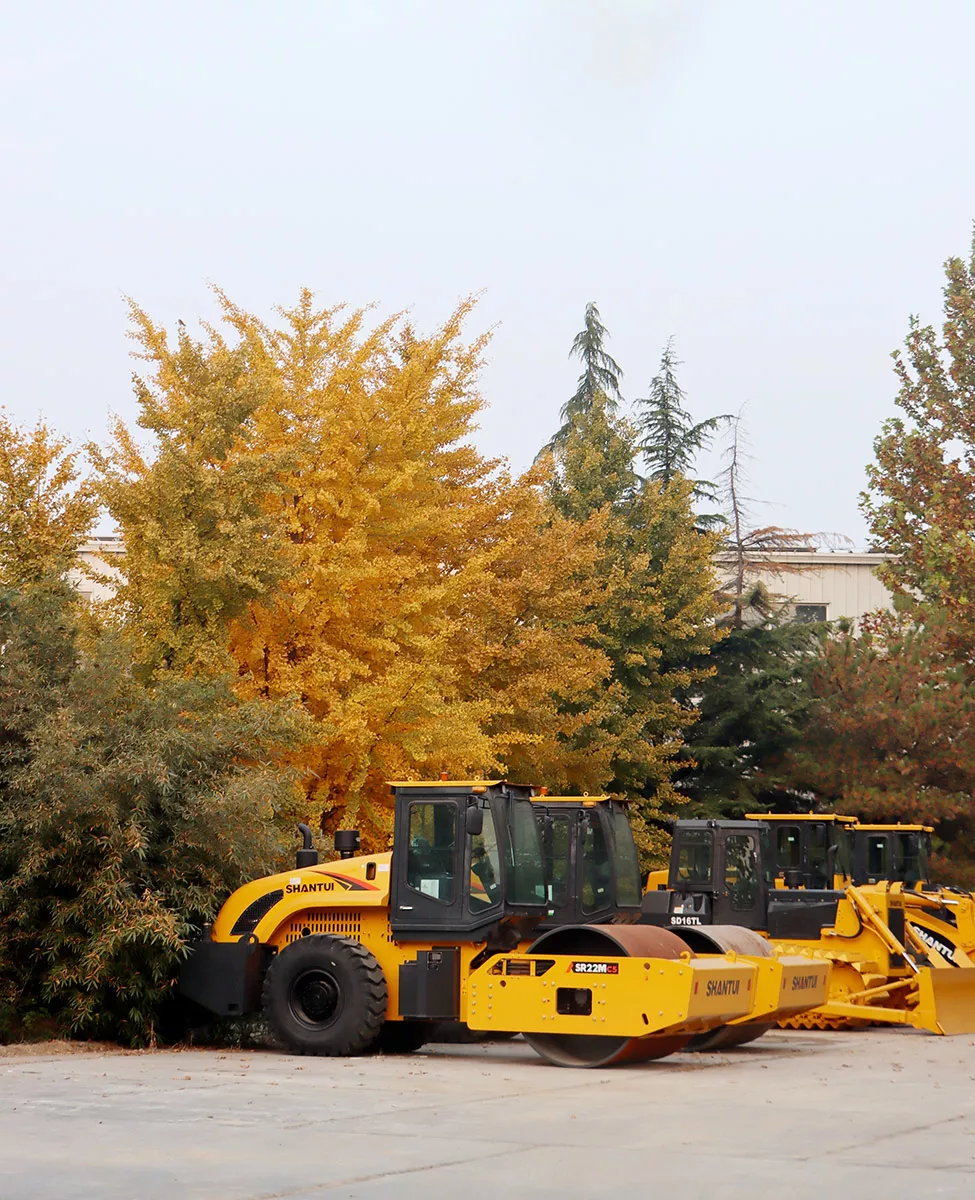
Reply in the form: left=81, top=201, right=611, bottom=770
left=262, top=935, right=387, bottom=1056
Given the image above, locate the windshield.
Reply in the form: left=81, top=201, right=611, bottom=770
left=611, top=806, right=642, bottom=907
left=537, top=811, right=571, bottom=907
left=674, top=829, right=713, bottom=886
left=833, top=827, right=854, bottom=883
left=896, top=832, right=929, bottom=886
left=581, top=812, right=612, bottom=913
left=505, top=796, right=547, bottom=905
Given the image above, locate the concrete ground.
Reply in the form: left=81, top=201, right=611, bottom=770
left=1, top=1029, right=973, bottom=1199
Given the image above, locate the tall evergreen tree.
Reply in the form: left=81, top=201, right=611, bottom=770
left=634, top=339, right=727, bottom=524
left=541, top=311, right=722, bottom=862
left=548, top=396, right=640, bottom=521
left=544, top=302, right=624, bottom=451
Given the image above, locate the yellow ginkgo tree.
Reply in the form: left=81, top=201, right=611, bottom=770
left=0, top=413, right=97, bottom=588
left=99, top=291, right=616, bottom=848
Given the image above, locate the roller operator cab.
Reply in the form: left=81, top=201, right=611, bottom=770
left=180, top=781, right=785, bottom=1067
left=532, top=795, right=643, bottom=926
left=643, top=820, right=774, bottom=932
left=388, top=779, right=548, bottom=940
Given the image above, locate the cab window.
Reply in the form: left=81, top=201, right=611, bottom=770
left=775, top=825, right=802, bottom=872
left=725, top=833, right=759, bottom=910
left=469, top=804, right=502, bottom=912
left=676, top=830, right=713, bottom=885
left=540, top=813, right=571, bottom=908
left=896, top=832, right=926, bottom=887
left=808, top=823, right=829, bottom=888
left=407, top=802, right=456, bottom=903
left=505, top=797, right=546, bottom=905
left=866, top=835, right=889, bottom=881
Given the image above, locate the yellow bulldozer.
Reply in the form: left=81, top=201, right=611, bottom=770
left=744, top=812, right=975, bottom=971
left=642, top=818, right=975, bottom=1034
left=180, top=781, right=830, bottom=1067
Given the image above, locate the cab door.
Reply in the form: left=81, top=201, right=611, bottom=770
left=391, top=795, right=465, bottom=934
left=713, top=829, right=765, bottom=929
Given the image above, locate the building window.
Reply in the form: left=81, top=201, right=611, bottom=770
left=794, top=603, right=827, bottom=623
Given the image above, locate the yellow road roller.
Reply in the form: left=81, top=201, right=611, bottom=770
left=180, top=781, right=829, bottom=1067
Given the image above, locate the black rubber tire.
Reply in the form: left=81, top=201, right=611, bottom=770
left=262, top=934, right=387, bottom=1056
left=376, top=1020, right=432, bottom=1054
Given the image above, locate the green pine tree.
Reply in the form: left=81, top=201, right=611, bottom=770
left=634, top=339, right=728, bottom=526
left=540, top=310, right=722, bottom=863
left=544, top=302, right=624, bottom=452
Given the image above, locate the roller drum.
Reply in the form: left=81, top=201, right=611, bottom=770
left=523, top=924, right=692, bottom=1068
left=678, top=925, right=774, bottom=1051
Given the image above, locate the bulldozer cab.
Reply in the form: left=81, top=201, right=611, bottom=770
left=745, top=813, right=856, bottom=889
left=531, top=796, right=643, bottom=925
left=851, top=825, right=932, bottom=887
left=388, top=780, right=549, bottom=941
left=656, top=821, right=769, bottom=930
left=644, top=819, right=845, bottom=937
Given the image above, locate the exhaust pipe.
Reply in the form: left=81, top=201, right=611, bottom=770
left=295, top=823, right=319, bottom=869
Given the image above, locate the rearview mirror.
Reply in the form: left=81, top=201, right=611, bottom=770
left=467, top=806, right=483, bottom=837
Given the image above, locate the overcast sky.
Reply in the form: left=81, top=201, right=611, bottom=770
left=3, top=0, right=975, bottom=545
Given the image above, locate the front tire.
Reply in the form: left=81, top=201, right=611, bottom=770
left=262, top=935, right=387, bottom=1056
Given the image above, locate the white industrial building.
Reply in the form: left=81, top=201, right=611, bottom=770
left=714, top=550, right=895, bottom=628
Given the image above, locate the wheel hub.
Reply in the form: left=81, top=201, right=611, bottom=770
left=291, top=970, right=341, bottom=1027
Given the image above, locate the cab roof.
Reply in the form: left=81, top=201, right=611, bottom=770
left=388, top=779, right=503, bottom=788
left=531, top=795, right=612, bottom=806
left=856, top=823, right=934, bottom=833
left=746, top=812, right=858, bottom=824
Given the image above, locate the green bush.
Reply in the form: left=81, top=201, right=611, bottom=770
left=0, top=582, right=303, bottom=1045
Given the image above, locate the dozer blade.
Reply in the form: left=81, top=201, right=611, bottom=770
left=913, top=967, right=975, bottom=1035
